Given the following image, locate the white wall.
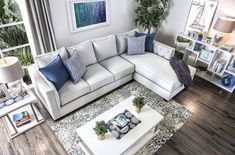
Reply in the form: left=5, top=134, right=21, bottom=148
left=49, top=0, right=136, bottom=48
left=156, top=0, right=235, bottom=47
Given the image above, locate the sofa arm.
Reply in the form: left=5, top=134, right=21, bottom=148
left=153, top=40, right=175, bottom=60
left=28, top=64, right=61, bottom=120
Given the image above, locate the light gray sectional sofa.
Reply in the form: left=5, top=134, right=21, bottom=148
left=28, top=29, right=196, bottom=120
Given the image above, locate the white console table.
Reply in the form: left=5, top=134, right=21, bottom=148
left=175, top=32, right=235, bottom=93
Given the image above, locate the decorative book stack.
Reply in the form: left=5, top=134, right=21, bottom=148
left=13, top=111, right=31, bottom=128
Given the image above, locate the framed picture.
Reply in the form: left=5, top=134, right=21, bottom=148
left=185, top=0, right=218, bottom=33
left=67, top=0, right=111, bottom=33
left=199, top=50, right=213, bottom=62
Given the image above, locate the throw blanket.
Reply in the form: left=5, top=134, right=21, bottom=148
left=170, top=57, right=192, bottom=88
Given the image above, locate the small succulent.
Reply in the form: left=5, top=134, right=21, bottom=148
left=132, top=96, right=145, bottom=109
left=198, top=32, right=204, bottom=37
left=93, top=121, right=108, bottom=135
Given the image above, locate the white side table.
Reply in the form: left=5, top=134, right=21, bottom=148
left=0, top=84, right=44, bottom=138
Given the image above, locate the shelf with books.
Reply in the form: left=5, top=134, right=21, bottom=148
left=3, top=104, right=43, bottom=138
left=175, top=33, right=235, bottom=93
left=0, top=83, right=44, bottom=138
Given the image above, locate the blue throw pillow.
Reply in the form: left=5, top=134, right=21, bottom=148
left=127, top=36, right=146, bottom=55
left=63, top=50, right=87, bottom=84
left=39, top=55, right=70, bottom=90
left=135, top=32, right=155, bottom=52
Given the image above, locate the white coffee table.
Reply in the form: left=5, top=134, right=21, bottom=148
left=77, top=95, right=163, bottom=155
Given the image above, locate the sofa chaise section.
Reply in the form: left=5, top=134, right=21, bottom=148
left=121, top=44, right=196, bottom=101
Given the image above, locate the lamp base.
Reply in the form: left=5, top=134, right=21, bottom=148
left=213, top=33, right=224, bottom=44
left=8, top=79, right=25, bottom=96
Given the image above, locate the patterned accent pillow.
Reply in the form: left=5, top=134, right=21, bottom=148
left=127, top=36, right=146, bottom=55
left=63, top=50, right=87, bottom=84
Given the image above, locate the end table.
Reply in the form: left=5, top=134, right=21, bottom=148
left=0, top=83, right=44, bottom=138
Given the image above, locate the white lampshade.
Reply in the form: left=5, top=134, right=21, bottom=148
left=0, top=57, right=24, bottom=83
left=213, top=17, right=235, bottom=33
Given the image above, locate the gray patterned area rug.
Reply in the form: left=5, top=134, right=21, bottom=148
left=50, top=81, right=192, bottom=155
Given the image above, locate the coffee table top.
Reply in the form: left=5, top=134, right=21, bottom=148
left=77, top=95, right=163, bottom=155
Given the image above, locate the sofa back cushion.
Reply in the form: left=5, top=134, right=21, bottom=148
left=115, top=28, right=140, bottom=55
left=125, top=28, right=140, bottom=36
left=92, top=35, right=118, bottom=62
left=35, top=47, right=68, bottom=68
left=116, top=34, right=128, bottom=55
left=71, top=40, right=97, bottom=66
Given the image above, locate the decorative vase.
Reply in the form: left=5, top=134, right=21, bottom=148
left=222, top=74, right=235, bottom=87
left=97, top=134, right=105, bottom=140
left=198, top=35, right=203, bottom=41
left=135, top=106, right=141, bottom=113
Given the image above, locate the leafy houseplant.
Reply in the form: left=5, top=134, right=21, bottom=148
left=93, top=121, right=108, bottom=140
left=135, top=0, right=169, bottom=33
left=132, top=96, right=145, bottom=113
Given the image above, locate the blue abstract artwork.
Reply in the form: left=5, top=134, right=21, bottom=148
left=74, top=1, right=107, bottom=28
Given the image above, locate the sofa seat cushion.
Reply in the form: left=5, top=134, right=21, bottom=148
left=99, top=56, right=134, bottom=81
left=82, top=63, right=114, bottom=91
left=121, top=53, right=195, bottom=91
left=59, top=79, right=90, bottom=106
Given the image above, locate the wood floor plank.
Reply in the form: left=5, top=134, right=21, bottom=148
left=0, top=76, right=234, bottom=155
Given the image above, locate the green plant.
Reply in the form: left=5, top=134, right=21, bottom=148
left=23, top=69, right=32, bottom=85
left=0, top=90, right=6, bottom=98
left=0, top=25, right=28, bottom=49
left=93, top=121, right=108, bottom=135
left=135, top=0, right=169, bottom=33
left=132, top=96, right=145, bottom=109
left=0, top=0, right=21, bottom=24
left=196, top=66, right=207, bottom=72
left=198, top=32, right=203, bottom=37
left=8, top=47, right=34, bottom=66
left=177, top=37, right=190, bottom=43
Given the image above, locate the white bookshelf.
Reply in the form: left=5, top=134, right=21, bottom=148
left=175, top=33, right=235, bottom=93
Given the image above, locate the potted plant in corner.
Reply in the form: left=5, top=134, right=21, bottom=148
left=135, top=0, right=169, bottom=33
left=93, top=121, right=108, bottom=140
left=132, top=96, right=145, bottom=113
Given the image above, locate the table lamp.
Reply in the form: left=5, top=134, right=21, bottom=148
left=213, top=17, right=235, bottom=44
left=0, top=57, right=24, bottom=95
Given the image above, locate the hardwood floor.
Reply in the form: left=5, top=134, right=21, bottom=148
left=0, top=76, right=235, bottom=155
left=156, top=77, right=235, bottom=155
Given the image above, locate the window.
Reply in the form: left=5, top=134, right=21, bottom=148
left=0, top=0, right=34, bottom=84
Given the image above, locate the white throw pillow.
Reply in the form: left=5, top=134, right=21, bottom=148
left=92, top=35, right=118, bottom=62
left=154, top=42, right=173, bottom=60
left=35, top=47, right=68, bottom=68
left=71, top=40, right=97, bottom=66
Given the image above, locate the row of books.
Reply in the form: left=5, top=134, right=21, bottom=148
left=212, top=59, right=227, bottom=74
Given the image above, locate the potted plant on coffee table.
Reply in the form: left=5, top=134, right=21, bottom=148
left=132, top=96, right=145, bottom=113
left=93, top=120, right=108, bottom=140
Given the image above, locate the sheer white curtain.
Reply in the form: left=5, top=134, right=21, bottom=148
left=16, top=0, right=57, bottom=57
